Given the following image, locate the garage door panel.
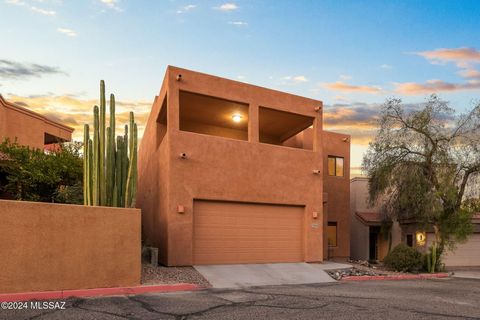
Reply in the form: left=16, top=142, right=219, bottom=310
left=427, top=233, right=480, bottom=267
left=193, top=200, right=304, bottom=265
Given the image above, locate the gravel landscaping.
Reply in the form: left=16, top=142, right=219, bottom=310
left=141, top=264, right=211, bottom=288
left=326, top=267, right=384, bottom=280
left=326, top=260, right=414, bottom=280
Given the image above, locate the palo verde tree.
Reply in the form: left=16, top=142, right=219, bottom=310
left=363, top=95, right=480, bottom=270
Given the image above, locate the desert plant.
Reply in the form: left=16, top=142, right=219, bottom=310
left=425, top=242, right=444, bottom=273
left=383, top=243, right=423, bottom=272
left=0, top=138, right=83, bottom=203
left=83, top=80, right=138, bottom=207
left=364, top=95, right=480, bottom=263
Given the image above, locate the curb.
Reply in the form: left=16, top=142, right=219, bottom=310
left=341, top=273, right=449, bottom=281
left=0, top=283, right=200, bottom=302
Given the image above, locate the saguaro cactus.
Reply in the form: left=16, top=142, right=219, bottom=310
left=83, top=81, right=138, bottom=208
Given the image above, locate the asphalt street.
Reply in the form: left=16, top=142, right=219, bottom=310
left=2, top=278, right=480, bottom=320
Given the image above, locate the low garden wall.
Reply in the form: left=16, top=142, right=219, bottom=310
left=0, top=199, right=141, bottom=293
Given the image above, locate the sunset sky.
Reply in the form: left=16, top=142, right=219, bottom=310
left=1, top=0, right=480, bottom=176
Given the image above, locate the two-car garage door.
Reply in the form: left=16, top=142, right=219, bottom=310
left=193, top=200, right=304, bottom=265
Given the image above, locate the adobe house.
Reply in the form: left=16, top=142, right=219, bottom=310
left=350, top=177, right=480, bottom=267
left=0, top=95, right=73, bottom=149
left=350, top=177, right=401, bottom=261
left=137, top=66, right=350, bottom=266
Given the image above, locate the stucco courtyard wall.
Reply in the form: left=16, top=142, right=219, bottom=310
left=0, top=200, right=141, bottom=294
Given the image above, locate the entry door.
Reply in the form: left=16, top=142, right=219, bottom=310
left=369, top=231, right=378, bottom=260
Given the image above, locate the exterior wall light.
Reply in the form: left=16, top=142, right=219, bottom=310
left=416, top=231, right=426, bottom=246
left=232, top=114, right=242, bottom=122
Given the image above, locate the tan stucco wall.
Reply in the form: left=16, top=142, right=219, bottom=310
left=0, top=200, right=141, bottom=293
left=139, top=66, right=335, bottom=266
left=350, top=177, right=406, bottom=260
left=322, top=131, right=351, bottom=260
left=350, top=177, right=377, bottom=260
left=0, top=96, right=73, bottom=149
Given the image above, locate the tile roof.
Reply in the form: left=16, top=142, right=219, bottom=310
left=355, top=211, right=389, bottom=225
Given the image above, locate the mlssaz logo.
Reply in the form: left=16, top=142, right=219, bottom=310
left=30, top=301, right=66, bottom=310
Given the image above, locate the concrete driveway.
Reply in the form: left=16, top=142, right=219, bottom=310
left=194, top=262, right=346, bottom=288
left=452, top=269, right=480, bottom=280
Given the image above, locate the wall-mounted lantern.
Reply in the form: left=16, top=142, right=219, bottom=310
left=416, top=231, right=426, bottom=246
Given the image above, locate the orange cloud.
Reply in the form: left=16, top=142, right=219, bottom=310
left=6, top=94, right=152, bottom=142
left=323, top=102, right=383, bottom=145
left=458, top=68, right=480, bottom=80
left=394, top=79, right=480, bottom=95
left=416, top=47, right=480, bottom=68
left=322, top=81, right=381, bottom=94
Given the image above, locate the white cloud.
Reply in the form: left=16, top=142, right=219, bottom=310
left=30, top=6, right=55, bottom=15
left=6, top=0, right=25, bottom=5
left=228, top=21, right=247, bottom=26
left=293, top=75, right=308, bottom=83
left=57, top=28, right=77, bottom=37
left=339, top=74, right=352, bottom=80
left=176, top=4, right=197, bottom=14
left=5, top=0, right=56, bottom=15
left=99, top=0, right=122, bottom=12
left=380, top=64, right=393, bottom=69
left=216, top=2, right=238, bottom=11
left=282, top=75, right=308, bottom=84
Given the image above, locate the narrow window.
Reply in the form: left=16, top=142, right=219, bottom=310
left=156, top=95, right=167, bottom=148
left=328, top=156, right=344, bottom=177
left=327, top=222, right=337, bottom=247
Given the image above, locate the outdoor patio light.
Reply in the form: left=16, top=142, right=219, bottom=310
left=416, top=231, right=426, bottom=246
left=232, top=114, right=242, bottom=122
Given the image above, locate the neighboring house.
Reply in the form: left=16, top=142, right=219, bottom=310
left=137, top=66, right=350, bottom=266
left=350, top=177, right=480, bottom=267
left=0, top=95, right=73, bottom=150
left=350, top=177, right=401, bottom=261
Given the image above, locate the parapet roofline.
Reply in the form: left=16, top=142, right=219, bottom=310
left=0, top=94, right=74, bottom=133
left=166, top=65, right=324, bottom=106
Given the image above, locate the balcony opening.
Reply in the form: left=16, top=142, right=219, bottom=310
left=259, top=107, right=314, bottom=150
left=156, top=95, right=167, bottom=148
left=179, top=91, right=249, bottom=141
left=43, top=133, right=67, bottom=152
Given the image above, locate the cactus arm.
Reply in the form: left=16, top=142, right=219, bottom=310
left=88, top=139, right=93, bottom=205
left=106, top=127, right=112, bottom=206
left=92, top=105, right=100, bottom=206
left=108, top=94, right=116, bottom=206
left=432, top=243, right=437, bottom=273
left=83, top=124, right=89, bottom=205
left=132, top=123, right=138, bottom=207
left=99, top=81, right=106, bottom=205
left=125, top=114, right=136, bottom=208
left=114, top=136, right=123, bottom=207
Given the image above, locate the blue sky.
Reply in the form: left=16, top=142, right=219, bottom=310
left=1, top=0, right=480, bottom=174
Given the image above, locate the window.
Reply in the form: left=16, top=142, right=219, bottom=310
left=327, top=222, right=337, bottom=247
left=328, top=156, right=344, bottom=177
left=156, top=95, right=167, bottom=148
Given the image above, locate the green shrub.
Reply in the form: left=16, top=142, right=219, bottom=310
left=383, top=244, right=423, bottom=272
left=0, top=138, right=83, bottom=204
